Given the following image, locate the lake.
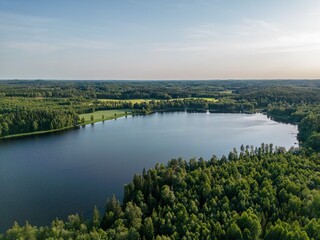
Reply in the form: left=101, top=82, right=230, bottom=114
left=0, top=112, right=297, bottom=231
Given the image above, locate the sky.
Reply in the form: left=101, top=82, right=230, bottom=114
left=1, top=0, right=320, bottom=80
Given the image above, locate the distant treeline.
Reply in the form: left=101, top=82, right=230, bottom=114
left=1, top=81, right=320, bottom=238
left=1, top=80, right=320, bottom=152
left=2, top=80, right=320, bottom=100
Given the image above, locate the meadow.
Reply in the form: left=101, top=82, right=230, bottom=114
left=79, top=109, right=131, bottom=124
left=98, top=97, right=218, bottom=103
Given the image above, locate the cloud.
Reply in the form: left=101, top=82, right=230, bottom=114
left=154, top=19, right=320, bottom=55
left=0, top=11, right=54, bottom=23
left=0, top=11, right=54, bottom=33
left=1, top=39, right=114, bottom=54
left=2, top=41, right=61, bottom=53
left=64, top=39, right=114, bottom=50
left=172, top=0, right=224, bottom=11
left=0, top=12, right=114, bottom=53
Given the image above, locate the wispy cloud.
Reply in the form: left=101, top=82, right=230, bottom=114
left=1, top=39, right=114, bottom=54
left=2, top=41, right=61, bottom=54
left=0, top=11, right=54, bottom=33
left=0, top=11, right=115, bottom=54
left=0, top=11, right=54, bottom=23
left=155, top=19, right=320, bottom=54
left=172, top=0, right=224, bottom=11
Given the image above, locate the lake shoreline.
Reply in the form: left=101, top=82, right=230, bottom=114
left=0, top=112, right=130, bottom=140
left=0, top=112, right=298, bottom=232
left=0, top=108, right=279, bottom=141
left=0, top=125, right=78, bottom=140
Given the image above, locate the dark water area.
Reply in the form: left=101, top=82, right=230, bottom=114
left=0, top=112, right=297, bottom=232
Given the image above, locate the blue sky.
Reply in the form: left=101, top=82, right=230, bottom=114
left=1, top=0, right=320, bottom=79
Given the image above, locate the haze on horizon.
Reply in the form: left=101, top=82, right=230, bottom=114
left=1, top=0, right=320, bottom=80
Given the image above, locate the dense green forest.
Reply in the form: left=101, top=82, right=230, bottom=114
left=1, top=80, right=320, bottom=151
left=1, top=80, right=320, bottom=239
left=1, top=146, right=320, bottom=239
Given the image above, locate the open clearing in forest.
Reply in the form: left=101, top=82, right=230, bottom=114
left=79, top=109, right=131, bottom=123
left=98, top=97, right=218, bottom=103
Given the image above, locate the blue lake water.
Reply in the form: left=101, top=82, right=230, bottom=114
left=0, top=112, right=298, bottom=231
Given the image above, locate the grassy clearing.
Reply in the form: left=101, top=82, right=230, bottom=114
left=179, top=97, right=218, bottom=102
left=98, top=99, right=155, bottom=104
left=98, top=97, right=218, bottom=103
left=79, top=109, right=131, bottom=123
left=220, top=90, right=233, bottom=94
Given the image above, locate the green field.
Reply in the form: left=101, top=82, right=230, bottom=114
left=79, top=109, right=131, bottom=123
left=184, top=97, right=218, bottom=102
left=98, top=97, right=217, bottom=103
left=98, top=99, right=156, bottom=104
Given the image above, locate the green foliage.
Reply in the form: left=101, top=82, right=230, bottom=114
left=226, top=223, right=243, bottom=240
left=2, top=148, right=320, bottom=239
left=265, top=220, right=309, bottom=240
left=92, top=206, right=101, bottom=229
left=0, top=109, right=77, bottom=137
left=143, top=217, right=154, bottom=240
left=2, top=80, right=320, bottom=147
left=2, top=80, right=320, bottom=238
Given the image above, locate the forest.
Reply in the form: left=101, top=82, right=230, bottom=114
left=1, top=146, right=320, bottom=239
left=0, top=80, right=320, bottom=151
left=1, top=80, right=320, bottom=239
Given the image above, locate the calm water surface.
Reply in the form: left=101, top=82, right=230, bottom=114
left=0, top=113, right=297, bottom=231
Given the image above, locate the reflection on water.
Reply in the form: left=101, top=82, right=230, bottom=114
left=0, top=113, right=297, bottom=231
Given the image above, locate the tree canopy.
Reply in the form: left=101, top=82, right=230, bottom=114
left=2, top=146, right=320, bottom=239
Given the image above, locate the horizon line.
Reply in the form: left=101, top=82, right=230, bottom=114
left=1, top=78, right=320, bottom=81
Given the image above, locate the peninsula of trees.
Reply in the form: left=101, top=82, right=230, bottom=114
left=2, top=146, right=320, bottom=239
